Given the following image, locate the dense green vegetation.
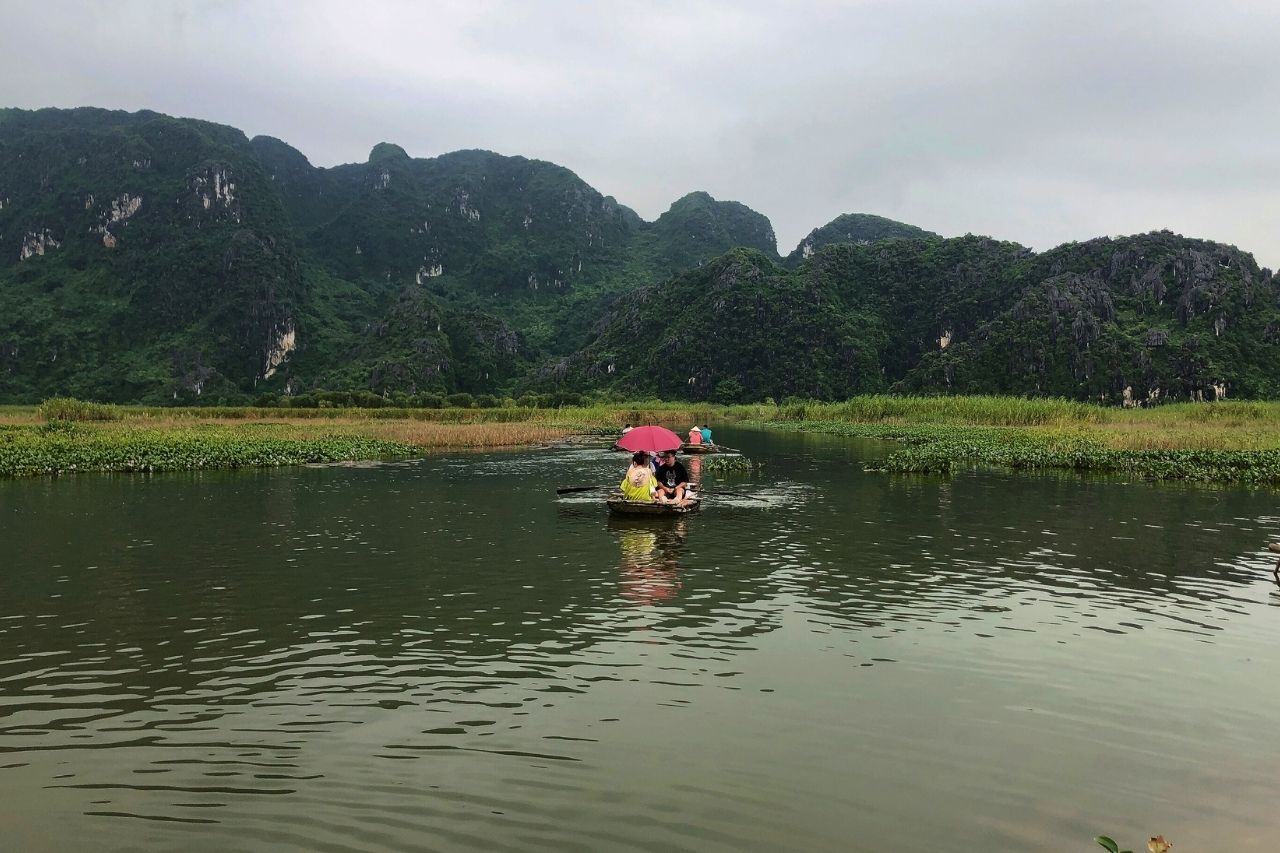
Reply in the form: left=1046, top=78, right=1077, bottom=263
left=747, top=396, right=1280, bottom=484
left=2, top=107, right=1276, bottom=408
left=743, top=392, right=1280, bottom=434
left=770, top=420, right=1280, bottom=484
left=901, top=231, right=1280, bottom=400
left=0, top=397, right=720, bottom=477
left=784, top=213, right=938, bottom=265
left=8, top=394, right=1280, bottom=484
left=30, top=397, right=719, bottom=426
left=563, top=232, right=1278, bottom=403
left=736, top=394, right=1108, bottom=426
left=0, top=108, right=790, bottom=405
left=539, top=248, right=893, bottom=401
left=0, top=422, right=418, bottom=477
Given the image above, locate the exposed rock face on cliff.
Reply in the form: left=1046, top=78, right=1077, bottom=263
left=0, top=108, right=788, bottom=403
left=899, top=233, right=1280, bottom=401
left=0, top=108, right=306, bottom=402
left=2, top=107, right=1275, bottom=405
left=542, top=233, right=1279, bottom=403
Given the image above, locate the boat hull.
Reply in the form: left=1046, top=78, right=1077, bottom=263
left=679, top=443, right=721, bottom=454
left=607, top=495, right=701, bottom=515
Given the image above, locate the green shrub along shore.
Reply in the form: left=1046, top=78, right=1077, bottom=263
left=737, top=396, right=1280, bottom=484
left=0, top=422, right=418, bottom=477
left=765, top=421, right=1280, bottom=484
left=5, top=395, right=1280, bottom=483
left=0, top=398, right=718, bottom=477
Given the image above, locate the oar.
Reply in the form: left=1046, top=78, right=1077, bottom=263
left=556, top=485, right=608, bottom=495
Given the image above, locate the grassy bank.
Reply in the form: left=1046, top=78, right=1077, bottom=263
left=733, top=396, right=1280, bottom=484
left=9, top=395, right=1280, bottom=483
left=0, top=422, right=420, bottom=476
left=0, top=400, right=717, bottom=477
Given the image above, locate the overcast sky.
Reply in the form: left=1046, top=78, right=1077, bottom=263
left=3, top=0, right=1278, bottom=266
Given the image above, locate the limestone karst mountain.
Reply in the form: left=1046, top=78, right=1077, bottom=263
left=547, top=232, right=1278, bottom=403
left=0, top=108, right=778, bottom=402
left=784, top=213, right=938, bottom=266
left=1, top=107, right=1274, bottom=404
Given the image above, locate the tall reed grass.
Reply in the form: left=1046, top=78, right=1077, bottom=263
left=32, top=398, right=719, bottom=429
left=14, top=394, right=1280, bottom=481
left=39, top=397, right=122, bottom=422
left=2, top=403, right=704, bottom=477
left=752, top=396, right=1280, bottom=482
left=733, top=395, right=1107, bottom=427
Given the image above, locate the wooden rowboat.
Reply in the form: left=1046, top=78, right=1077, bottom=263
left=607, top=494, right=701, bottom=515
left=680, top=443, right=723, bottom=454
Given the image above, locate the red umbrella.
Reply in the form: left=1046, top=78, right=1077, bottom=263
left=616, top=425, right=682, bottom=453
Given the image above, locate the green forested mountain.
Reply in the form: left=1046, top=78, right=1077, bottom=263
left=637, top=191, right=777, bottom=276
left=0, top=107, right=777, bottom=403
left=0, top=107, right=303, bottom=402
left=900, top=232, right=1280, bottom=400
left=536, top=236, right=1032, bottom=401
left=532, top=248, right=890, bottom=402
left=784, top=213, right=938, bottom=265
left=1, top=106, right=1275, bottom=405
left=544, top=233, right=1278, bottom=403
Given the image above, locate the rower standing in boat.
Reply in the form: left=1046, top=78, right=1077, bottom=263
left=653, top=450, right=692, bottom=505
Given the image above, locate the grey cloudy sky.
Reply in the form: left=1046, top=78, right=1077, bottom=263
left=3, top=0, right=1278, bottom=265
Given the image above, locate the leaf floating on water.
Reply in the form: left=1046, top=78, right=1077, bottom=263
left=1095, top=838, right=1120, bottom=853
left=1147, top=837, right=1172, bottom=853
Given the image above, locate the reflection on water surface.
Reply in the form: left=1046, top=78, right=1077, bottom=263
left=613, top=519, right=686, bottom=606
left=2, top=428, right=1280, bottom=851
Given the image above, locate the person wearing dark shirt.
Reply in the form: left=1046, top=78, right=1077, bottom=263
left=653, top=450, right=692, bottom=504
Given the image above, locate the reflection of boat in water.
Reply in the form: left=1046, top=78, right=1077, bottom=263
left=612, top=518, right=687, bottom=604
left=606, top=494, right=701, bottom=515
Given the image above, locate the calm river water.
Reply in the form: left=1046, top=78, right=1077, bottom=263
left=2, top=428, right=1280, bottom=851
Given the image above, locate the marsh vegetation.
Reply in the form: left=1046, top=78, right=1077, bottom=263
left=7, top=395, right=1280, bottom=483
left=740, top=396, right=1280, bottom=484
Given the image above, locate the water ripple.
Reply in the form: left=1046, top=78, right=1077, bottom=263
left=4, top=435, right=1280, bottom=850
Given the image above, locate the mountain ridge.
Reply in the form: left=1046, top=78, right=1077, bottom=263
left=0, top=107, right=801, bottom=403
left=546, top=230, right=1277, bottom=403
left=2, top=106, right=1273, bottom=405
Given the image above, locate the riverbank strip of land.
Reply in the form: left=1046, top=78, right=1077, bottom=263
left=737, top=397, right=1280, bottom=484
left=0, top=400, right=716, bottom=477
left=7, top=395, right=1280, bottom=483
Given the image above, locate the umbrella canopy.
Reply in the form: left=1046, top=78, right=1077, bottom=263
left=616, top=425, right=682, bottom=453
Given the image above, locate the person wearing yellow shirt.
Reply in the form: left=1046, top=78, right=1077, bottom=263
left=620, top=452, right=659, bottom=502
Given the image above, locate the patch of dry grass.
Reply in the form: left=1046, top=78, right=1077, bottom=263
left=745, top=397, right=1280, bottom=452
left=0, top=406, right=39, bottom=426
left=1062, top=422, right=1280, bottom=452
left=336, top=420, right=574, bottom=448
left=53, top=416, right=578, bottom=450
